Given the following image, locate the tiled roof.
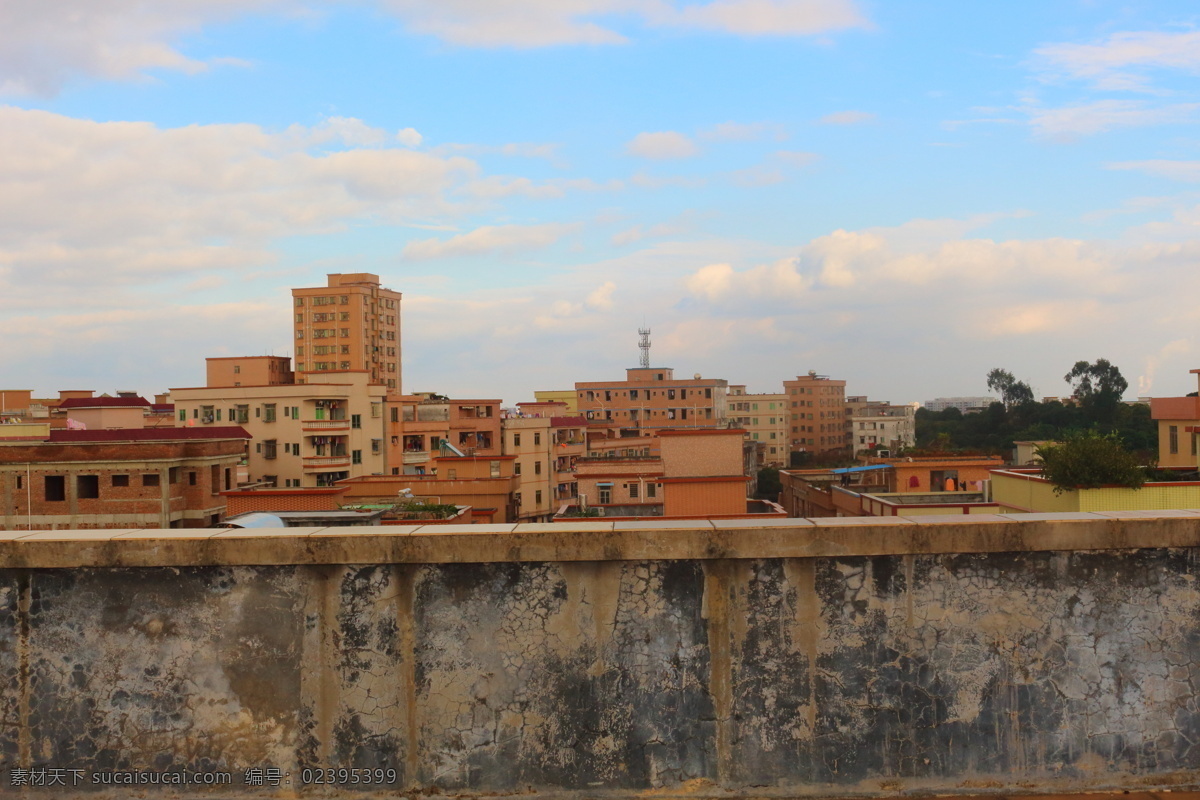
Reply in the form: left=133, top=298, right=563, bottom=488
left=57, top=396, right=150, bottom=409
left=47, top=426, right=250, bottom=442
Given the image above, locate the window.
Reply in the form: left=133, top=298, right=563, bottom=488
left=448, top=468, right=457, bottom=479
left=629, top=483, right=639, bottom=498
left=263, top=440, right=277, bottom=460
left=514, top=433, right=521, bottom=447
left=668, top=389, right=676, bottom=400
left=77, top=475, right=100, bottom=499
left=169, top=467, right=180, bottom=484
left=143, top=474, right=160, bottom=487
left=189, top=472, right=197, bottom=486
left=647, top=483, right=657, bottom=498
left=352, top=450, right=362, bottom=464
left=351, top=414, right=362, bottom=429
left=599, top=487, right=612, bottom=504
left=535, top=490, right=543, bottom=505
left=264, top=404, right=276, bottom=422
left=233, top=365, right=241, bottom=374
left=1171, top=425, right=1179, bottom=455
left=515, top=462, right=522, bottom=476
left=44, top=475, right=66, bottom=501
left=296, top=298, right=305, bottom=307
left=534, top=461, right=542, bottom=475
left=112, top=474, right=129, bottom=487
left=533, top=432, right=541, bottom=446
left=178, top=409, right=186, bottom=422
left=630, top=389, right=639, bottom=400
left=490, top=460, right=501, bottom=478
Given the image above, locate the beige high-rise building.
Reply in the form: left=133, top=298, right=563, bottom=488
left=292, top=273, right=402, bottom=392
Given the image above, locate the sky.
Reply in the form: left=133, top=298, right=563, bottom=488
left=3, top=1, right=1200, bottom=405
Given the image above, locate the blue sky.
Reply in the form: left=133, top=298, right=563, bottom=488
left=3, top=1, right=1200, bottom=404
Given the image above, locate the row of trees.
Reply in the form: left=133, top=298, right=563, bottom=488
left=918, top=359, right=1156, bottom=458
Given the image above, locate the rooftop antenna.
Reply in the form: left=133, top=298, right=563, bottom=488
left=638, top=327, right=651, bottom=369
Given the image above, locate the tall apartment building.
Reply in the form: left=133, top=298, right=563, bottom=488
left=292, top=273, right=402, bottom=391
left=172, top=366, right=386, bottom=488
left=784, top=372, right=850, bottom=456
left=727, top=385, right=789, bottom=467
left=575, top=367, right=728, bottom=432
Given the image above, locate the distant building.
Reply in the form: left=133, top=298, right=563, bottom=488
left=388, top=393, right=502, bottom=476
left=575, top=367, right=729, bottom=433
left=727, top=385, right=789, bottom=466
left=783, top=372, right=849, bottom=456
left=845, top=397, right=916, bottom=457
left=0, top=425, right=249, bottom=529
left=339, top=456, right=520, bottom=524
left=533, top=390, right=578, bottom=412
left=206, top=356, right=294, bottom=388
left=292, top=273, right=402, bottom=392
left=922, top=396, right=997, bottom=413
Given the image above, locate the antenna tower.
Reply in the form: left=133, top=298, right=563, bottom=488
left=638, top=327, right=651, bottom=369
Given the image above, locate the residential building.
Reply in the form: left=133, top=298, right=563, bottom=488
left=1150, top=370, right=1200, bottom=469
left=533, top=390, right=578, bottom=412
left=990, top=467, right=1200, bottom=514
left=784, top=372, right=849, bottom=456
left=292, top=273, right=402, bottom=391
left=387, top=393, right=502, bottom=475
left=171, top=370, right=386, bottom=488
left=503, top=402, right=587, bottom=522
left=58, top=395, right=154, bottom=430
left=845, top=397, right=916, bottom=457
left=575, top=367, right=729, bottom=432
left=728, top=385, right=789, bottom=466
left=338, top=455, right=520, bottom=523
left=0, top=424, right=248, bottom=529
left=922, top=396, right=997, bottom=413
left=206, top=356, right=293, bottom=388
left=565, top=428, right=779, bottom=519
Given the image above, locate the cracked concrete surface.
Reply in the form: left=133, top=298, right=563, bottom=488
left=3, top=540, right=1200, bottom=796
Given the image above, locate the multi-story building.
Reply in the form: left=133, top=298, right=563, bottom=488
left=292, top=273, right=402, bottom=392
left=922, top=396, right=997, bottom=413
left=171, top=369, right=386, bottom=488
left=387, top=393, right=502, bottom=476
left=339, top=455, right=520, bottom=523
left=0, top=423, right=248, bottom=529
left=575, top=367, right=728, bottom=432
left=533, top=390, right=578, bottom=412
left=1150, top=368, right=1200, bottom=469
left=784, top=372, right=850, bottom=456
left=206, top=356, right=293, bottom=388
left=502, top=402, right=587, bottom=521
left=845, top=397, right=916, bottom=457
left=727, top=385, right=789, bottom=466
left=567, top=428, right=777, bottom=519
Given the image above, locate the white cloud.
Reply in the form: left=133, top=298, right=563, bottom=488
left=625, top=131, right=700, bottom=159
left=378, top=0, right=868, bottom=47
left=1138, top=338, right=1191, bottom=396
left=611, top=213, right=698, bottom=246
left=818, top=110, right=877, bottom=125
left=0, top=0, right=284, bottom=96
left=585, top=281, right=617, bottom=310
left=0, top=106, right=478, bottom=290
left=699, top=121, right=788, bottom=141
left=1035, top=30, right=1200, bottom=91
left=401, top=222, right=578, bottom=260
left=727, top=150, right=818, bottom=186
left=1025, top=100, right=1200, bottom=138
left=1107, top=160, right=1200, bottom=182
left=397, top=127, right=424, bottom=147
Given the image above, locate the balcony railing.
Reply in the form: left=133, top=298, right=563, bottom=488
left=303, top=456, right=351, bottom=469
left=303, top=419, right=350, bottom=430
left=403, top=451, right=429, bottom=465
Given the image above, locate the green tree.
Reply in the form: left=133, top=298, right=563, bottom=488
left=756, top=466, right=782, bottom=499
left=1064, top=358, right=1128, bottom=422
left=986, top=368, right=1034, bottom=408
left=1035, top=431, right=1145, bottom=494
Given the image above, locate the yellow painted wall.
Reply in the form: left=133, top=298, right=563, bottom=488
left=992, top=470, right=1200, bottom=512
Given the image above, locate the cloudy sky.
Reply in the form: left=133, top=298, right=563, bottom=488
left=3, top=1, right=1200, bottom=404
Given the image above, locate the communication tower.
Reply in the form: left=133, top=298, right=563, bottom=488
left=638, top=327, right=651, bottom=369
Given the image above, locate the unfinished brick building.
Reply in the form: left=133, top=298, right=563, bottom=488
left=0, top=425, right=249, bottom=529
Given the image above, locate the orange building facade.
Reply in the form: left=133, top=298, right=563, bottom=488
left=386, top=393, right=502, bottom=476
left=1150, top=370, right=1200, bottom=469
left=338, top=455, right=520, bottom=523
left=575, top=367, right=728, bottom=433
left=784, top=372, right=850, bottom=456
left=206, top=356, right=293, bottom=388
left=293, top=273, right=402, bottom=391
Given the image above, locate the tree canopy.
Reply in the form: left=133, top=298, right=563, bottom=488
left=986, top=368, right=1035, bottom=409
left=1035, top=431, right=1145, bottom=494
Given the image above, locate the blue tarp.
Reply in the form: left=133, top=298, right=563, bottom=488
left=828, top=464, right=891, bottom=475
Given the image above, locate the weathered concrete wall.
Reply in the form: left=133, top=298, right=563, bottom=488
left=4, top=514, right=1200, bottom=797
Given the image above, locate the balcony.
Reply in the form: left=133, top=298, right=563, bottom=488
left=303, top=419, right=350, bottom=431
left=403, top=451, right=430, bottom=465
left=303, top=455, right=351, bottom=470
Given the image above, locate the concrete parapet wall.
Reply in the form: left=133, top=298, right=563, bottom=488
left=3, top=512, right=1200, bottom=797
